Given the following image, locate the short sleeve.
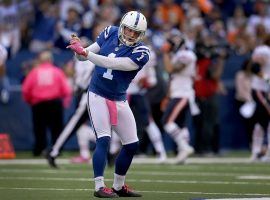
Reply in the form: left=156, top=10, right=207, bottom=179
left=130, top=45, right=150, bottom=69
left=172, top=50, right=196, bottom=65
left=96, top=26, right=114, bottom=47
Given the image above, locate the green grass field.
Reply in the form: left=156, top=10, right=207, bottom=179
left=0, top=152, right=270, bottom=200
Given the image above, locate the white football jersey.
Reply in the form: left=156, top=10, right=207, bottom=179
left=169, top=49, right=197, bottom=98
left=251, top=45, right=270, bottom=92
left=0, top=44, right=7, bottom=66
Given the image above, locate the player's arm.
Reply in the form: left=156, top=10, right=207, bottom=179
left=67, top=40, right=149, bottom=71
left=68, top=28, right=140, bottom=71
left=75, top=42, right=100, bottom=61
left=70, top=40, right=139, bottom=71
left=163, top=52, right=185, bottom=73
left=86, top=50, right=139, bottom=71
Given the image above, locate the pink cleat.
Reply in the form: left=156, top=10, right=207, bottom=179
left=70, top=156, right=90, bottom=164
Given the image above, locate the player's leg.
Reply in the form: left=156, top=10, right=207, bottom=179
left=32, top=104, right=47, bottom=156
left=146, top=117, right=167, bottom=163
left=108, top=131, right=121, bottom=167
left=262, top=122, right=270, bottom=162
left=49, top=93, right=88, bottom=158
left=257, top=115, right=270, bottom=162
left=48, top=100, right=63, bottom=148
left=87, top=91, right=118, bottom=198
left=71, top=123, right=95, bottom=163
left=250, top=124, right=264, bottom=161
left=129, top=94, right=149, bottom=156
left=112, top=100, right=141, bottom=197
left=162, top=98, right=194, bottom=164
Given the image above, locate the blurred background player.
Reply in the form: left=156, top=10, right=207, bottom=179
left=0, top=44, right=9, bottom=104
left=46, top=23, right=110, bottom=167
left=46, top=39, right=96, bottom=167
left=67, top=11, right=150, bottom=198
left=108, top=44, right=167, bottom=164
left=22, top=50, right=72, bottom=157
left=234, top=58, right=265, bottom=161
left=127, top=44, right=167, bottom=162
left=250, top=41, right=270, bottom=162
left=161, top=30, right=197, bottom=164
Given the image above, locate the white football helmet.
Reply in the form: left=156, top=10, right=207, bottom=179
left=118, top=11, right=147, bottom=46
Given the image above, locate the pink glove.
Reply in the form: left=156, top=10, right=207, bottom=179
left=67, top=40, right=87, bottom=57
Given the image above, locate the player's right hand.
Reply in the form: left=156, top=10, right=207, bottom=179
left=70, top=33, right=80, bottom=44
left=67, top=35, right=87, bottom=57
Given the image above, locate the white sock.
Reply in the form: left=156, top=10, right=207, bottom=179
left=146, top=121, right=166, bottom=156
left=164, top=122, right=190, bottom=151
left=94, top=176, right=105, bottom=191
left=50, top=148, right=59, bottom=158
left=267, top=123, right=270, bottom=151
left=77, top=125, right=92, bottom=159
left=252, top=124, right=264, bottom=156
left=112, top=173, right=125, bottom=191
left=110, top=132, right=121, bottom=154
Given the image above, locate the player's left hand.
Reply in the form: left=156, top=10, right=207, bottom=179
left=160, top=41, right=172, bottom=53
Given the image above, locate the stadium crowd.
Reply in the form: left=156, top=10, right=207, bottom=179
left=1, top=0, right=270, bottom=163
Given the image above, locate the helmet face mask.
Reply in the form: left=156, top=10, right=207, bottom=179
left=118, top=11, right=147, bottom=46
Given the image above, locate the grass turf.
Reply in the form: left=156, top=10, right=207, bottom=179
left=0, top=152, right=270, bottom=200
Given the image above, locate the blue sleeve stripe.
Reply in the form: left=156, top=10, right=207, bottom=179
left=132, top=49, right=150, bottom=58
left=132, top=46, right=150, bottom=54
left=104, top=26, right=111, bottom=39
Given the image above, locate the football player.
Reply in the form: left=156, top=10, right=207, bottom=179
left=0, top=44, right=9, bottom=104
left=250, top=44, right=270, bottom=162
left=46, top=56, right=96, bottom=168
left=67, top=11, right=149, bottom=198
left=161, top=30, right=196, bottom=164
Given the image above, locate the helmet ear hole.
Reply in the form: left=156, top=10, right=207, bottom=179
left=118, top=11, right=147, bottom=46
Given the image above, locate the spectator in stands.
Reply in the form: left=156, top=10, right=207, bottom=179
left=0, top=0, right=21, bottom=57
left=98, top=0, right=120, bottom=25
left=247, top=1, right=270, bottom=36
left=55, top=7, right=82, bottom=50
left=153, top=0, right=185, bottom=30
left=29, top=1, right=58, bottom=53
left=80, top=0, right=97, bottom=40
left=22, top=50, right=72, bottom=156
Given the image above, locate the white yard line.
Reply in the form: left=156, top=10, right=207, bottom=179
left=203, top=199, right=270, bottom=200
left=1, top=176, right=270, bottom=186
left=0, top=168, right=269, bottom=179
left=238, top=175, right=270, bottom=180
left=0, top=157, right=253, bottom=165
left=0, top=186, right=269, bottom=197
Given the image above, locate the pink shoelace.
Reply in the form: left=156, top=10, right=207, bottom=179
left=102, top=187, right=114, bottom=194
left=122, top=184, right=133, bottom=192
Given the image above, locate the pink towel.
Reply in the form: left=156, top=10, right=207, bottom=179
left=105, top=99, right=118, bottom=126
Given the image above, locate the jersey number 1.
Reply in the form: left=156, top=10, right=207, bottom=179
left=102, top=53, right=115, bottom=80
